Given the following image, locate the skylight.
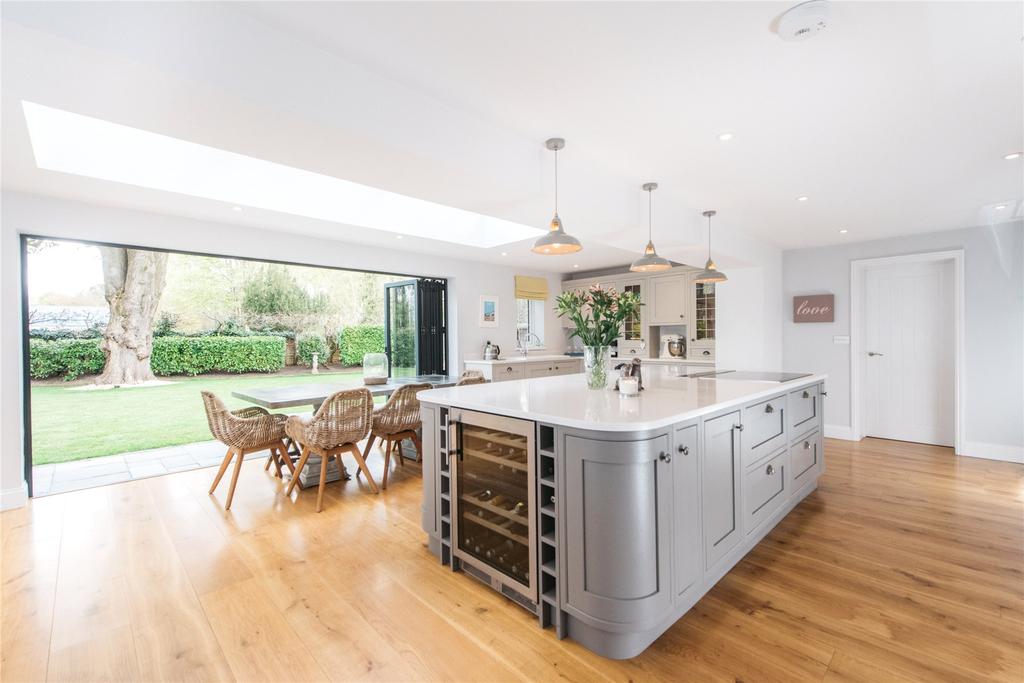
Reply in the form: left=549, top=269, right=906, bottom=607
left=22, top=102, right=544, bottom=248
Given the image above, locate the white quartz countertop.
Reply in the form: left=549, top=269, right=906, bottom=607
left=464, top=354, right=579, bottom=365
left=419, top=366, right=826, bottom=432
left=638, top=357, right=715, bottom=365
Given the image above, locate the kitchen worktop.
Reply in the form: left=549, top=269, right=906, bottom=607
left=464, top=354, right=576, bottom=364
left=418, top=366, right=826, bottom=432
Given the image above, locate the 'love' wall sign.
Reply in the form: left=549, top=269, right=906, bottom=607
left=793, top=294, right=835, bottom=323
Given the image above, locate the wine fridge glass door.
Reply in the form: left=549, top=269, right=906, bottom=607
left=451, top=411, right=536, bottom=599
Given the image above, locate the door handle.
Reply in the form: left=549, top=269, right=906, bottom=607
left=867, top=351, right=884, bottom=357
left=659, top=451, right=672, bottom=463
left=765, top=404, right=774, bottom=414
left=733, top=424, right=744, bottom=432
left=677, top=444, right=689, bottom=455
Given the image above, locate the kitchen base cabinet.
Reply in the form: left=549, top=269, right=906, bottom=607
left=702, top=411, right=742, bottom=570
left=463, top=358, right=582, bottom=382
left=563, top=431, right=673, bottom=627
left=422, top=379, right=826, bottom=660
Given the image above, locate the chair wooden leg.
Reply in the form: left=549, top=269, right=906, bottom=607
left=358, top=434, right=376, bottom=478
left=263, top=452, right=273, bottom=471
left=279, top=440, right=297, bottom=475
left=224, top=447, right=246, bottom=511
left=272, top=447, right=284, bottom=478
left=348, top=444, right=379, bottom=494
left=316, top=451, right=329, bottom=513
left=411, top=432, right=423, bottom=463
left=382, top=440, right=392, bottom=490
left=286, top=446, right=311, bottom=496
left=209, top=447, right=235, bottom=494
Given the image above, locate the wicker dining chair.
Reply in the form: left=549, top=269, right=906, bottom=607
left=361, top=383, right=431, bottom=490
left=456, top=370, right=486, bottom=386
left=285, top=388, right=376, bottom=511
left=201, top=391, right=292, bottom=510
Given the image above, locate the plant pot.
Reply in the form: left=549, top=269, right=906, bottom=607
left=583, top=345, right=612, bottom=390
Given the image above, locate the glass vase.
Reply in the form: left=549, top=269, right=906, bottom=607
left=583, top=345, right=612, bottom=390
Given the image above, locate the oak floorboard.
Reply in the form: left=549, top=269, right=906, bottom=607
left=1, top=436, right=1021, bottom=682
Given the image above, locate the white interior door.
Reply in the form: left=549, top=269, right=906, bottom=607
left=863, top=259, right=954, bottom=446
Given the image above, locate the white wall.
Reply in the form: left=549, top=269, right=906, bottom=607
left=782, top=222, right=1024, bottom=462
left=0, top=191, right=564, bottom=507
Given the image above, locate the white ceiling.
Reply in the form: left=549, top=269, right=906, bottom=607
left=2, top=1, right=1021, bottom=273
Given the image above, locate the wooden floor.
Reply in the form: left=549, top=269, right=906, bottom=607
left=2, top=437, right=1021, bottom=682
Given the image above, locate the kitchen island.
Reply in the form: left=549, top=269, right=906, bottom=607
left=417, top=367, right=826, bottom=659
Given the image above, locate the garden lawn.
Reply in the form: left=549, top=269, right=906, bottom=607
left=30, top=370, right=365, bottom=464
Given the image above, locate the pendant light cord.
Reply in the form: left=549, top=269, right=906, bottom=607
left=554, top=148, right=559, bottom=215
left=649, top=188, right=654, bottom=241
left=707, top=213, right=712, bottom=259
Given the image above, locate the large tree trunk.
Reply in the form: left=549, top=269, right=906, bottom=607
left=96, top=248, right=168, bottom=385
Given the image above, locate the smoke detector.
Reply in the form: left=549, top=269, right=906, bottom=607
left=775, top=0, right=831, bottom=41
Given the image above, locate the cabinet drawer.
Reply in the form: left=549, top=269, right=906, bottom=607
left=494, top=364, right=525, bottom=381
left=788, top=385, right=820, bottom=438
left=692, top=347, right=715, bottom=361
left=552, top=360, right=581, bottom=375
left=741, top=395, right=787, bottom=467
left=790, top=430, right=822, bottom=490
left=744, top=449, right=788, bottom=535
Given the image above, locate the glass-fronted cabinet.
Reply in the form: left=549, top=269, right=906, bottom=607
left=617, top=279, right=647, bottom=357
left=451, top=410, right=536, bottom=598
left=690, top=280, right=715, bottom=356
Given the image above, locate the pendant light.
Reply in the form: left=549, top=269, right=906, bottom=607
left=694, top=210, right=728, bottom=283
left=532, top=137, right=583, bottom=255
left=630, top=182, right=672, bottom=272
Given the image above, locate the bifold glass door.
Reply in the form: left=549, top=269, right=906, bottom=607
left=384, top=278, right=447, bottom=377
left=451, top=410, right=536, bottom=598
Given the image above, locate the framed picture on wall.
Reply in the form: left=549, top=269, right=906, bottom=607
left=479, top=295, right=499, bottom=328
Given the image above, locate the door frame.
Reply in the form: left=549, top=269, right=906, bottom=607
left=849, top=250, right=965, bottom=454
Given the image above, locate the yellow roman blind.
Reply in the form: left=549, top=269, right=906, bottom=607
left=514, top=275, right=549, bottom=301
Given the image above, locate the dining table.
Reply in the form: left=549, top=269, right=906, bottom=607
left=231, top=374, right=462, bottom=486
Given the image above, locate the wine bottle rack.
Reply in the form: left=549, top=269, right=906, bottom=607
left=537, top=423, right=566, bottom=639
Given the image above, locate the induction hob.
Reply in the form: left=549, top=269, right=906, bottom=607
left=694, top=370, right=812, bottom=383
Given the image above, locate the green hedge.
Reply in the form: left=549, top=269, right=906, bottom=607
left=30, top=335, right=285, bottom=380
left=296, top=335, right=328, bottom=366
left=151, top=336, right=285, bottom=375
left=29, top=339, right=106, bottom=380
left=338, top=325, right=386, bottom=366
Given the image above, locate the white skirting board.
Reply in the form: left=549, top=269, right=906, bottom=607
left=1, top=481, right=28, bottom=510
left=824, top=424, right=856, bottom=440
left=959, top=441, right=1024, bottom=464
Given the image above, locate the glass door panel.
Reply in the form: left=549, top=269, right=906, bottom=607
left=385, top=280, right=418, bottom=377
left=452, top=411, right=535, bottom=597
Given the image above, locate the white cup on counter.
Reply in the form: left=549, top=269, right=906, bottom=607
left=618, top=376, right=639, bottom=396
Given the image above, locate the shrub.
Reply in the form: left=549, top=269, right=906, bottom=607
left=30, top=335, right=286, bottom=380
left=337, top=325, right=386, bottom=366
left=29, top=339, right=105, bottom=380
left=151, top=336, right=285, bottom=375
left=296, top=335, right=329, bottom=366
left=153, top=313, right=179, bottom=337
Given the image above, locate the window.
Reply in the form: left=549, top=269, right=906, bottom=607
left=515, top=298, right=545, bottom=348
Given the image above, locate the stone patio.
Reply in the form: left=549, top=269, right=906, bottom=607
left=31, top=440, right=265, bottom=496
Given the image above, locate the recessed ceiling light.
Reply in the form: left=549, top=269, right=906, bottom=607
left=500, top=252, right=507, bottom=256
left=573, top=264, right=580, bottom=268
left=395, top=234, right=403, bottom=239
left=1005, top=152, right=1022, bottom=160
left=995, top=204, right=1007, bottom=210
left=21, top=101, right=544, bottom=249
left=718, top=132, right=733, bottom=141
left=838, top=229, right=848, bottom=234
left=231, top=206, right=242, bottom=212
left=797, top=196, right=809, bottom=202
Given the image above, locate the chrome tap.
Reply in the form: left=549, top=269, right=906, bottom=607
left=515, top=330, right=540, bottom=358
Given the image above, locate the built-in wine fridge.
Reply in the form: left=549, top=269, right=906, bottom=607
left=449, top=409, right=537, bottom=601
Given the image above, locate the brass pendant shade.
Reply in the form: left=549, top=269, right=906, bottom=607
left=532, top=138, right=583, bottom=255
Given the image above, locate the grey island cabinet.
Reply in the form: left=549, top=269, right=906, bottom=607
left=417, top=368, right=826, bottom=659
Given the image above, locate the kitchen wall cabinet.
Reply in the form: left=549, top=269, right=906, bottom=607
left=564, top=431, right=673, bottom=625
left=649, top=275, right=689, bottom=325
left=616, top=279, right=647, bottom=355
